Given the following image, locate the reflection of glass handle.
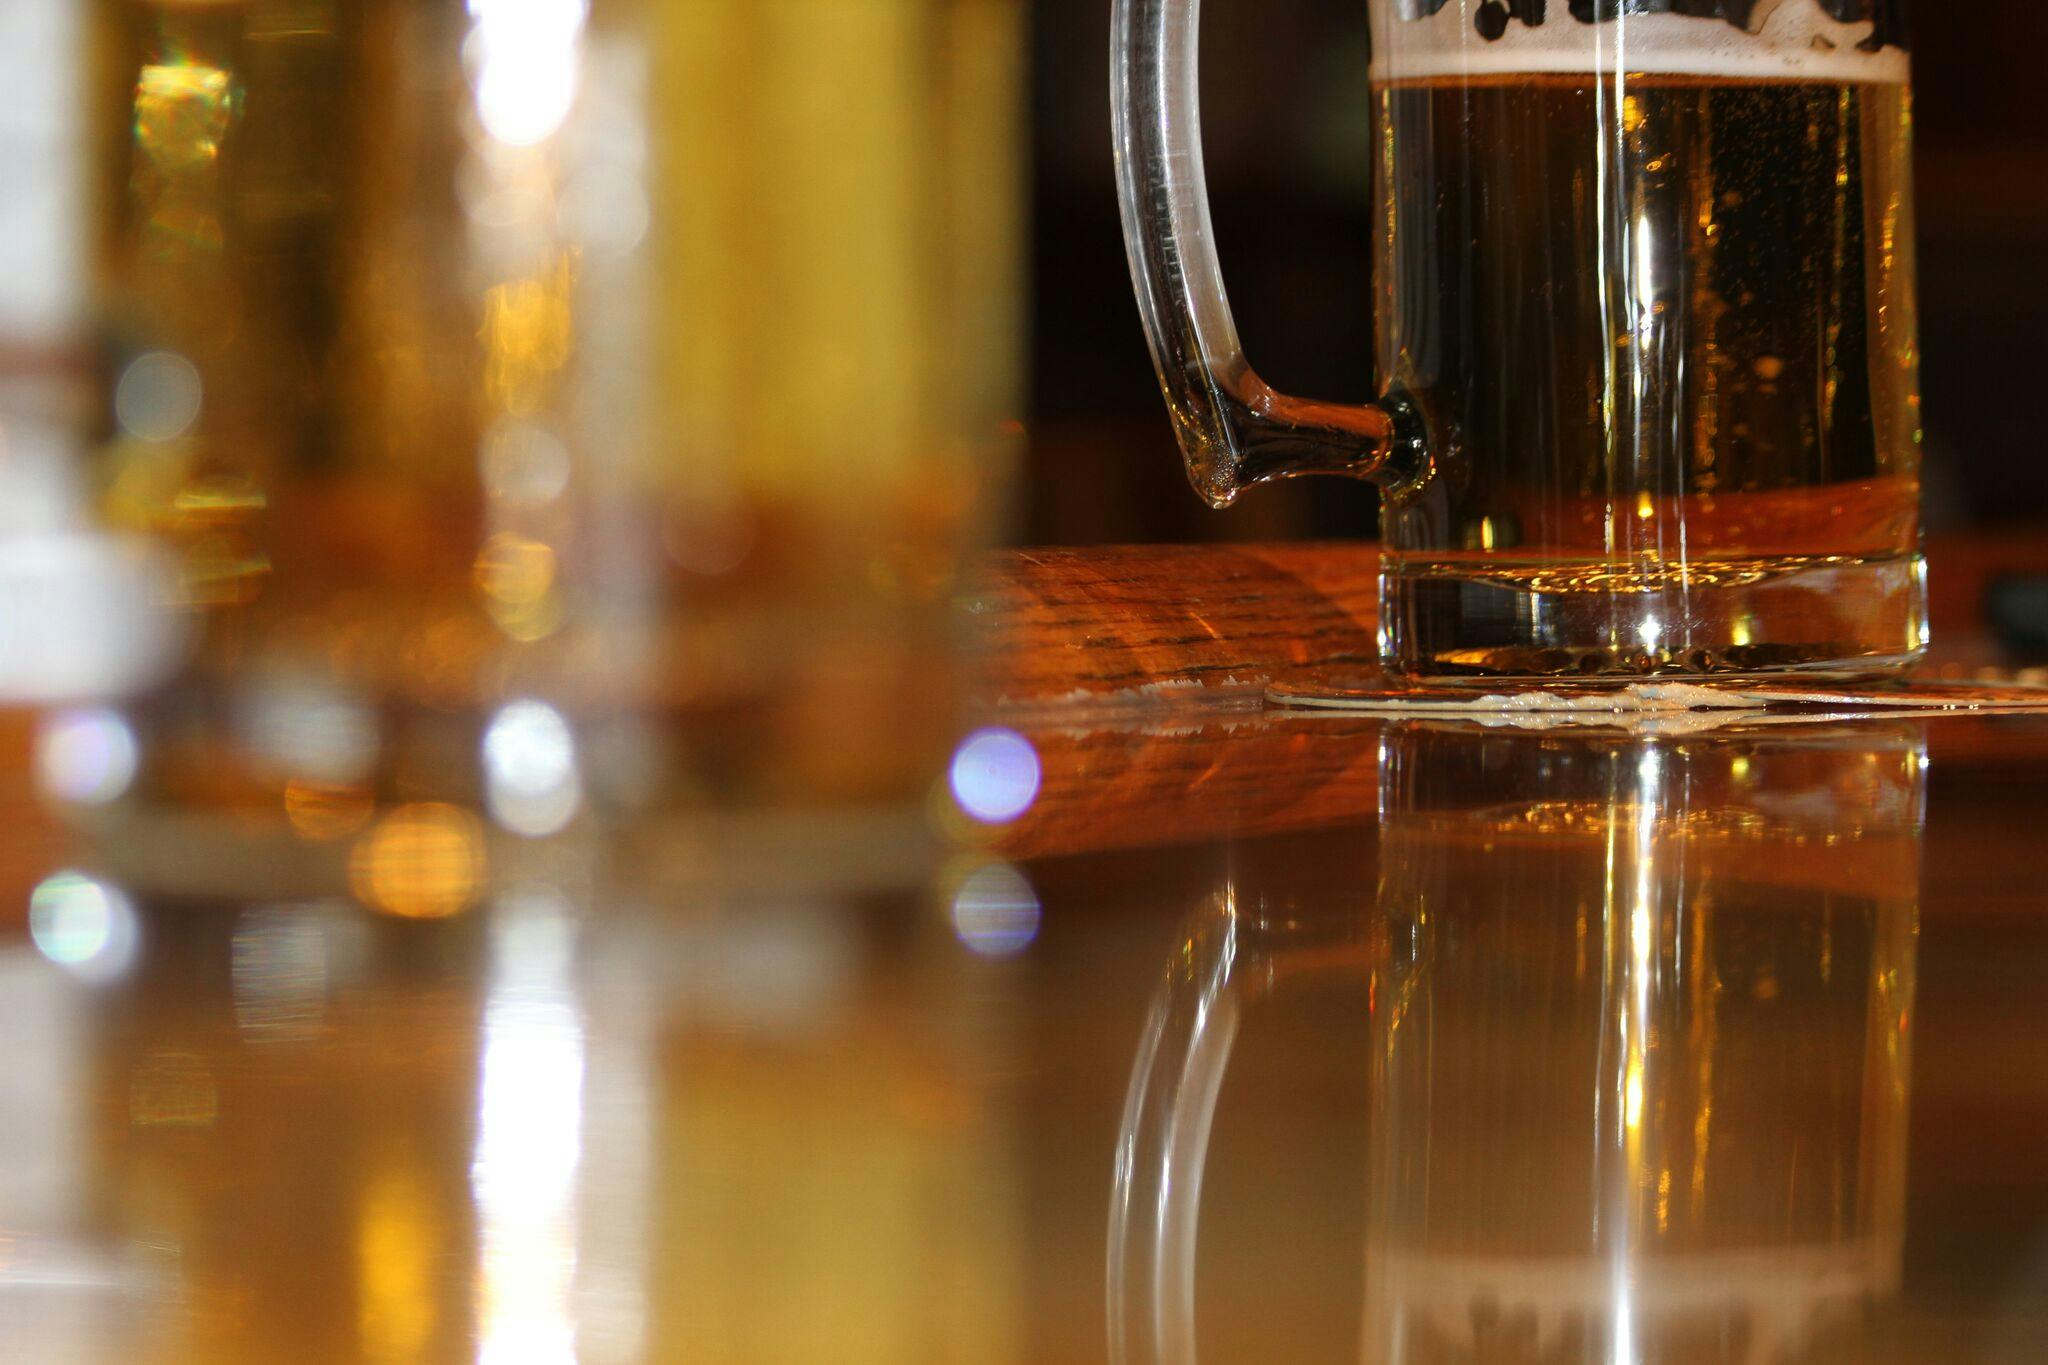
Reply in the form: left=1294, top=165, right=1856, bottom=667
left=1110, top=0, right=1424, bottom=508
left=1109, top=905, right=1373, bottom=1363
left=1108, top=909, right=1241, bottom=1365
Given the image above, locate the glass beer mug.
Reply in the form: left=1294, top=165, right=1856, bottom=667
left=1113, top=2, right=1924, bottom=678
left=65, top=0, right=1021, bottom=860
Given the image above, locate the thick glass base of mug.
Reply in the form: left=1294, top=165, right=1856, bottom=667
left=1377, top=551, right=1929, bottom=681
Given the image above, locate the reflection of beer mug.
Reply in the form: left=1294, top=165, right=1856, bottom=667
left=1113, top=3, right=1923, bottom=678
left=1111, top=722, right=1922, bottom=1362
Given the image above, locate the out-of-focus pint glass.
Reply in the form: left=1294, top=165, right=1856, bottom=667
left=55, top=0, right=1022, bottom=882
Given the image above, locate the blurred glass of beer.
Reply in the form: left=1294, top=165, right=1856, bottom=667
left=75, top=0, right=1023, bottom=859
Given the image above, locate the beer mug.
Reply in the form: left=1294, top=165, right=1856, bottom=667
left=1113, top=2, right=1924, bottom=678
left=61, top=0, right=1022, bottom=868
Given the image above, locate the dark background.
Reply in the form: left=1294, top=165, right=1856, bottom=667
left=1021, top=1, right=2048, bottom=547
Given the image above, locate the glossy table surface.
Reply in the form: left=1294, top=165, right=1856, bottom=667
left=5, top=705, right=2048, bottom=1363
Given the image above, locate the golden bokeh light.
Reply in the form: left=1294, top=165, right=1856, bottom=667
left=483, top=587, right=565, bottom=643
left=134, top=63, right=234, bottom=173
left=474, top=531, right=564, bottom=641
left=480, top=258, right=575, bottom=416
left=169, top=475, right=267, bottom=523
left=349, top=804, right=487, bottom=920
left=284, top=778, right=376, bottom=842
left=473, top=531, right=557, bottom=605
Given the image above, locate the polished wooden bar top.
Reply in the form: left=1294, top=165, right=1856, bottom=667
left=5, top=702, right=2048, bottom=1361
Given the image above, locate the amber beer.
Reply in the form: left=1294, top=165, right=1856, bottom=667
left=1362, top=6, right=1925, bottom=677
left=1374, top=71, right=1921, bottom=675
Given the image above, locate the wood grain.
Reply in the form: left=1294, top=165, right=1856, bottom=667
left=965, top=542, right=1381, bottom=712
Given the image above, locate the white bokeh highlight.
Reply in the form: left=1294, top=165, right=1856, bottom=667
left=484, top=700, right=583, bottom=837
left=28, top=872, right=140, bottom=985
left=949, top=728, right=1042, bottom=826
left=35, top=707, right=138, bottom=806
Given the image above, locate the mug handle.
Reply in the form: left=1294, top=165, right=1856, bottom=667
left=1108, top=899, right=1377, bottom=1363
left=1111, top=0, right=1424, bottom=507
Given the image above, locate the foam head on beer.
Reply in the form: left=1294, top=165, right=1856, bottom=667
left=1373, top=0, right=1909, bottom=82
